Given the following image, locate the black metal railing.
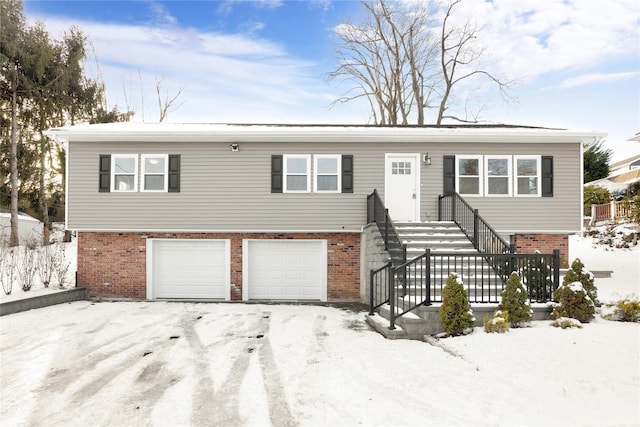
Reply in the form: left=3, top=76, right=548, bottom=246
left=367, top=189, right=407, bottom=266
left=369, top=249, right=561, bottom=330
left=369, top=191, right=561, bottom=331
left=369, top=262, right=392, bottom=314
left=438, top=192, right=512, bottom=255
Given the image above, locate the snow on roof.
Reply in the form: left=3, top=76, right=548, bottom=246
left=44, top=122, right=605, bottom=145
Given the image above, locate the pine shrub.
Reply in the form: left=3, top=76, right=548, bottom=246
left=563, top=258, right=599, bottom=306
left=551, top=281, right=595, bottom=323
left=439, top=273, right=475, bottom=336
left=498, top=272, right=533, bottom=327
left=483, top=310, right=509, bottom=333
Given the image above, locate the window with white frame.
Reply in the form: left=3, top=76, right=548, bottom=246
left=314, top=155, right=341, bottom=192
left=485, top=156, right=512, bottom=196
left=456, top=155, right=483, bottom=196
left=111, top=154, right=138, bottom=192
left=141, top=154, right=168, bottom=192
left=284, top=154, right=311, bottom=192
left=391, top=161, right=412, bottom=175
left=514, top=155, right=541, bottom=196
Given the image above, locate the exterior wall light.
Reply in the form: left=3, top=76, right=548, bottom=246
left=423, top=153, right=432, bottom=165
left=229, top=144, right=239, bottom=152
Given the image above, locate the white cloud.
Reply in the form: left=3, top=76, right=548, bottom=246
left=27, top=13, right=358, bottom=123
left=450, top=0, right=640, bottom=82
left=146, top=0, right=178, bottom=26
left=559, top=72, right=639, bottom=88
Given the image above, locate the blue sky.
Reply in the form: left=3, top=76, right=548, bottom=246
left=24, top=0, right=640, bottom=161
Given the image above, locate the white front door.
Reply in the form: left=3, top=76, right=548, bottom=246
left=385, top=153, right=420, bottom=221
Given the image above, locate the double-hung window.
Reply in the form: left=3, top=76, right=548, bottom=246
left=485, top=156, right=512, bottom=196
left=314, top=155, right=341, bottom=193
left=456, top=155, right=483, bottom=196
left=515, top=155, right=541, bottom=196
left=283, top=154, right=311, bottom=192
left=111, top=154, right=138, bottom=192
left=141, top=154, right=168, bottom=192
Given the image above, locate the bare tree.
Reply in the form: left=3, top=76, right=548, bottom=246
left=156, top=76, right=185, bottom=122
left=329, top=0, right=437, bottom=125
left=329, top=0, right=513, bottom=125
left=435, top=0, right=512, bottom=124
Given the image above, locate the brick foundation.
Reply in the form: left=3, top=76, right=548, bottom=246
left=77, top=231, right=361, bottom=301
left=513, top=233, right=569, bottom=268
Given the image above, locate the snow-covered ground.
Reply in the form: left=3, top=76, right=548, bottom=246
left=0, top=227, right=638, bottom=426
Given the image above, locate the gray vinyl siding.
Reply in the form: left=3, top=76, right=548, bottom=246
left=67, top=140, right=581, bottom=233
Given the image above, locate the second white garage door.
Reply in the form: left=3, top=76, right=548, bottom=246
left=148, top=239, right=230, bottom=300
left=243, top=240, right=327, bottom=301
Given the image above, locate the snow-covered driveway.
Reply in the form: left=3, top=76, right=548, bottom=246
left=1, top=300, right=639, bottom=427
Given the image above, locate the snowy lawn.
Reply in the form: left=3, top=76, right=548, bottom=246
left=0, top=228, right=638, bottom=426
left=0, top=300, right=638, bottom=426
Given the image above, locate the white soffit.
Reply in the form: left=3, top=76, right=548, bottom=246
left=44, top=122, right=606, bottom=145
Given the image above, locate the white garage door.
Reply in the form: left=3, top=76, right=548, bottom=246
left=243, top=240, right=327, bottom=301
left=148, top=239, right=230, bottom=299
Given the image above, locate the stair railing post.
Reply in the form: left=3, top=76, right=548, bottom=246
left=401, top=244, right=407, bottom=297
left=425, top=248, right=432, bottom=306
left=384, top=208, right=390, bottom=250
left=388, top=265, right=396, bottom=330
left=508, top=243, right=516, bottom=274
left=473, top=209, right=479, bottom=250
left=452, top=194, right=456, bottom=223
left=369, top=268, right=375, bottom=315
left=552, top=249, right=560, bottom=301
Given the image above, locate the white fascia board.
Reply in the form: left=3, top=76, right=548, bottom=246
left=44, top=123, right=606, bottom=145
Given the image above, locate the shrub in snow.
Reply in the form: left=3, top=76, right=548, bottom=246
left=551, top=281, right=595, bottom=323
left=483, top=310, right=509, bottom=333
left=550, top=317, right=583, bottom=329
left=1, top=246, right=16, bottom=295
left=601, top=297, right=640, bottom=323
left=37, top=244, right=55, bottom=288
left=519, top=251, right=552, bottom=302
left=439, top=273, right=475, bottom=336
left=498, top=272, right=533, bottom=327
left=563, top=258, right=599, bottom=307
left=52, top=243, right=70, bottom=287
left=16, top=246, right=38, bottom=292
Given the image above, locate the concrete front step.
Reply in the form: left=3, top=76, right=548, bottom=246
left=366, top=302, right=553, bottom=340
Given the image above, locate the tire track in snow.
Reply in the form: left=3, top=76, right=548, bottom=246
left=257, top=312, right=297, bottom=427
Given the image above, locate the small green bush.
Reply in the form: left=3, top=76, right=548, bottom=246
left=563, top=258, right=599, bottom=306
left=551, top=281, right=595, bottom=323
left=602, top=297, right=640, bottom=322
left=550, top=317, right=583, bottom=329
left=439, top=273, right=475, bottom=336
left=498, top=272, right=533, bottom=327
left=484, top=310, right=509, bottom=333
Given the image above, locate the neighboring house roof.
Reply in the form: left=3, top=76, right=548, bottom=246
left=628, top=132, right=640, bottom=142
left=44, top=122, right=605, bottom=145
left=0, top=208, right=40, bottom=222
left=586, top=169, right=640, bottom=193
left=609, top=154, right=640, bottom=173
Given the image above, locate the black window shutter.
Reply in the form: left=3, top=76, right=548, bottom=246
left=341, top=155, right=354, bottom=193
left=271, top=155, right=283, bottom=193
left=99, top=155, right=111, bottom=192
left=168, top=154, right=181, bottom=192
left=541, top=156, right=553, bottom=197
left=443, top=155, right=455, bottom=194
